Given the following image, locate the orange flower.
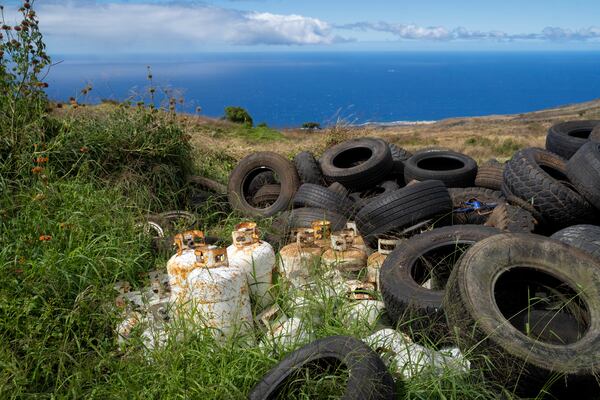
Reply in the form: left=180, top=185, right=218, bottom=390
left=31, top=166, right=44, bottom=174
left=35, top=156, right=49, bottom=164
left=39, top=235, right=52, bottom=242
left=79, top=146, right=89, bottom=153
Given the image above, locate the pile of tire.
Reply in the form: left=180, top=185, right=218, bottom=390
left=232, top=120, right=600, bottom=399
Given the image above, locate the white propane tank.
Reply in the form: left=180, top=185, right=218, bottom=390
left=167, top=231, right=253, bottom=341
left=345, top=222, right=370, bottom=254
left=227, top=222, right=276, bottom=309
left=366, top=238, right=400, bottom=289
left=322, top=230, right=368, bottom=279
left=278, top=229, right=324, bottom=288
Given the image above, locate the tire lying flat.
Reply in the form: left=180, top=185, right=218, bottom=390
left=293, top=183, right=355, bottom=218
left=546, top=120, right=600, bottom=159
left=404, top=150, right=478, bottom=188
left=355, top=180, right=453, bottom=244
left=444, top=233, right=600, bottom=398
left=249, top=336, right=398, bottom=400
left=380, top=225, right=500, bottom=343
left=320, top=138, right=393, bottom=191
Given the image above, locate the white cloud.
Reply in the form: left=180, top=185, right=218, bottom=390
left=14, top=2, right=346, bottom=52
left=337, top=21, right=600, bottom=42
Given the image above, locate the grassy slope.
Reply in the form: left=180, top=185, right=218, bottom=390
left=3, top=99, right=599, bottom=399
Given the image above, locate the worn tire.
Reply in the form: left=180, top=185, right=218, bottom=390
left=294, top=151, right=324, bottom=185
left=320, top=138, right=393, bottom=191
left=591, top=125, right=600, bottom=142
left=380, top=225, right=500, bottom=343
left=546, top=120, right=600, bottom=159
left=187, top=175, right=227, bottom=195
left=293, top=183, right=355, bottom=218
left=388, top=143, right=412, bottom=181
left=249, top=336, right=398, bottom=400
left=355, top=180, right=452, bottom=241
left=551, top=225, right=600, bottom=262
left=328, top=182, right=350, bottom=197
left=404, top=150, right=478, bottom=188
left=228, top=152, right=300, bottom=218
left=444, top=234, right=600, bottom=397
left=503, top=147, right=596, bottom=228
left=484, top=202, right=536, bottom=233
left=251, top=184, right=281, bottom=207
left=474, top=159, right=504, bottom=190
left=247, top=171, right=276, bottom=199
left=448, top=187, right=503, bottom=225
left=566, top=141, right=600, bottom=210
left=350, top=181, right=400, bottom=210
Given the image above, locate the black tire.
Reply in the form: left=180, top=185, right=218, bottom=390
left=503, top=147, right=596, bottom=229
left=294, top=151, right=324, bottom=185
left=566, top=141, right=600, bottom=210
left=500, top=181, right=547, bottom=226
left=388, top=143, right=412, bottom=181
left=328, top=182, right=350, bottom=197
left=551, top=225, right=600, bottom=262
left=355, top=180, right=452, bottom=240
left=247, top=171, right=276, bottom=199
left=448, top=187, right=503, bottom=225
left=293, top=183, right=355, bottom=218
left=273, top=207, right=348, bottom=237
left=474, top=159, right=504, bottom=190
left=380, top=225, right=500, bottom=343
left=349, top=181, right=400, bottom=210
left=545, top=120, right=600, bottom=159
left=252, top=184, right=281, bottom=207
left=320, top=138, right=393, bottom=191
left=187, top=175, right=227, bottom=195
left=249, top=336, right=398, bottom=400
left=591, top=125, right=600, bottom=142
left=404, top=150, right=478, bottom=188
left=483, top=202, right=536, bottom=233
left=228, top=152, right=300, bottom=218
left=444, top=234, right=600, bottom=397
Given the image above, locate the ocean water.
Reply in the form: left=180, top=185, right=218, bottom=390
left=46, top=52, right=600, bottom=128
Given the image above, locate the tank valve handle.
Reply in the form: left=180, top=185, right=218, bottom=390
left=174, top=230, right=206, bottom=255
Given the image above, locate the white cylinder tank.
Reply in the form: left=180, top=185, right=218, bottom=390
left=167, top=232, right=253, bottom=341
left=279, top=229, right=324, bottom=288
left=227, top=222, right=276, bottom=309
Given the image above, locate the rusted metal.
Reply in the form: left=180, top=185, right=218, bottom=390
left=256, top=304, right=308, bottom=349
left=167, top=244, right=253, bottom=341
left=227, top=221, right=276, bottom=309
left=321, top=231, right=368, bottom=278
left=278, top=229, right=324, bottom=288
left=173, top=230, right=206, bottom=255
left=366, top=239, right=400, bottom=288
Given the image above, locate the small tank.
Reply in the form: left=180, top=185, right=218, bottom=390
left=227, top=222, right=276, bottom=309
left=167, top=232, right=253, bottom=341
left=366, top=238, right=400, bottom=289
left=278, top=229, right=323, bottom=288
left=345, top=221, right=370, bottom=254
left=321, top=231, right=368, bottom=279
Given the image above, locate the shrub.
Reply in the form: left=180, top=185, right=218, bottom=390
left=302, top=122, right=321, bottom=130
left=224, top=106, right=253, bottom=127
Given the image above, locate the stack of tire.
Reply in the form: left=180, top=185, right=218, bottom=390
left=233, top=121, right=600, bottom=399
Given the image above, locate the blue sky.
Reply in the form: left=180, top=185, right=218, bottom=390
left=3, top=0, right=600, bottom=53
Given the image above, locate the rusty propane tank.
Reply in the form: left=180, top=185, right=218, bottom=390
left=366, top=238, right=400, bottom=289
left=321, top=229, right=368, bottom=278
left=227, top=222, right=276, bottom=310
left=278, top=229, right=324, bottom=288
left=167, top=231, right=253, bottom=341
